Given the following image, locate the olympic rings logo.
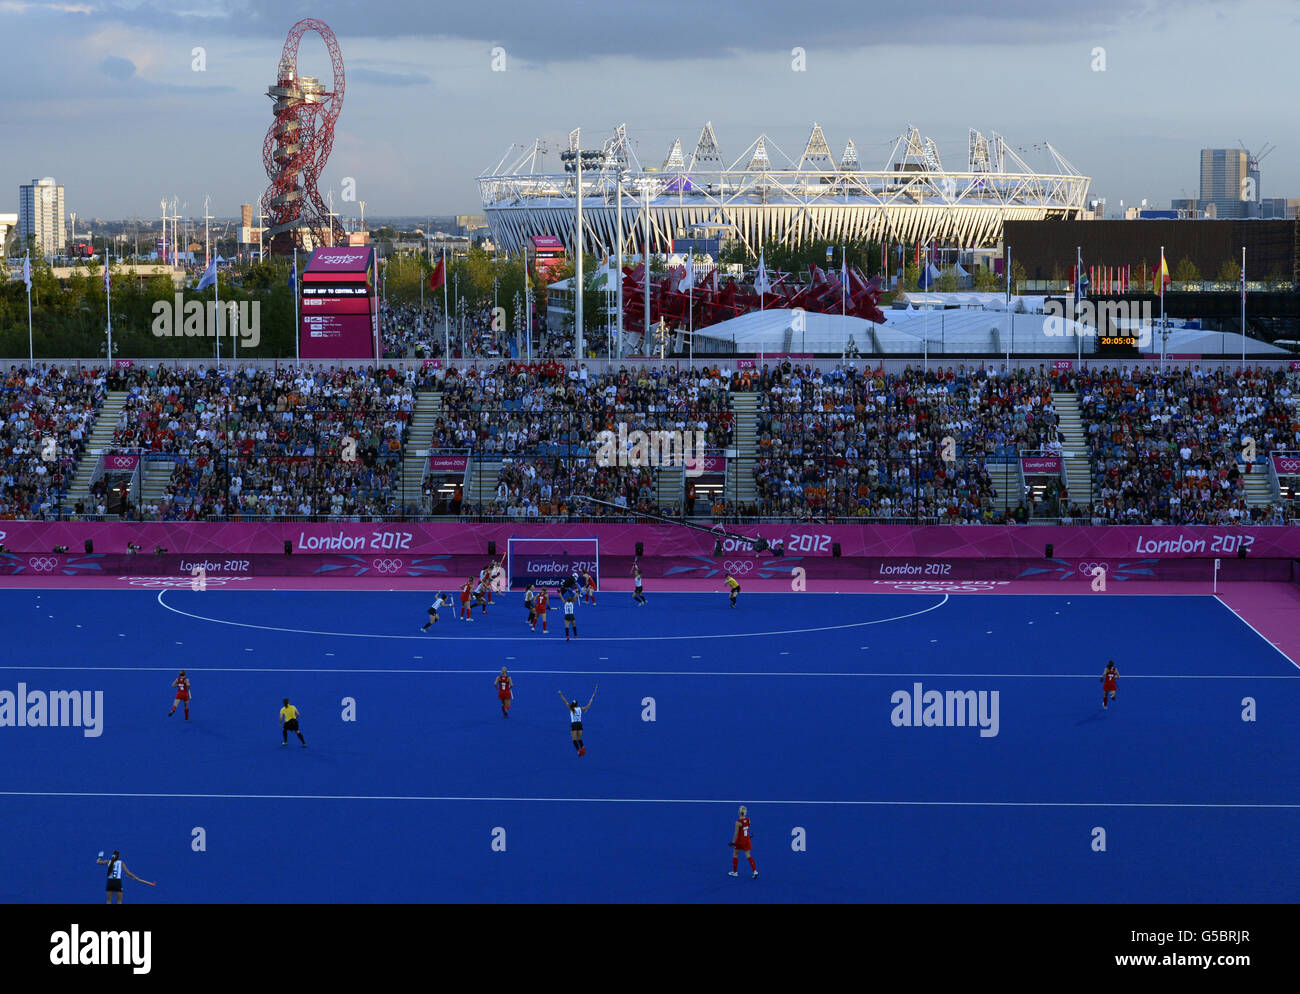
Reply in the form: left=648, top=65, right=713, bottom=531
left=372, top=558, right=406, bottom=574
left=1077, top=562, right=1108, bottom=575
left=28, top=556, right=59, bottom=572
left=722, top=560, right=755, bottom=575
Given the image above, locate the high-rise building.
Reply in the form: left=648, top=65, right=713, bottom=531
left=1199, top=149, right=1258, bottom=219
left=1259, top=197, right=1300, bottom=220
left=17, top=177, right=67, bottom=258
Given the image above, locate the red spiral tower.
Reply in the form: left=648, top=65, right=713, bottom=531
left=261, top=18, right=346, bottom=255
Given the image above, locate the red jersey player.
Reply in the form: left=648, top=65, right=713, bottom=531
left=729, top=805, right=757, bottom=878
left=533, top=587, right=550, bottom=634
left=1101, top=661, right=1119, bottom=709
left=495, top=667, right=514, bottom=718
left=167, top=670, right=191, bottom=720
left=583, top=570, right=597, bottom=605
left=459, top=580, right=474, bottom=622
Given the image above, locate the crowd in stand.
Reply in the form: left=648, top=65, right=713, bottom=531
left=429, top=362, right=736, bottom=518
left=0, top=366, right=106, bottom=519
left=5, top=359, right=1298, bottom=526
left=103, top=365, right=435, bottom=520
left=1077, top=366, right=1298, bottom=524
left=751, top=363, right=1070, bottom=521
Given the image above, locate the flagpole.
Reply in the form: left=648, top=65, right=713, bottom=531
left=924, top=243, right=930, bottom=369
left=293, top=247, right=300, bottom=365
left=615, top=175, right=623, bottom=360
left=215, top=255, right=221, bottom=368
left=524, top=245, right=531, bottom=362
left=1241, top=245, right=1246, bottom=369
left=442, top=247, right=450, bottom=361
left=1160, top=245, right=1166, bottom=370
left=643, top=182, right=651, bottom=354
left=1005, top=245, right=1011, bottom=368
left=688, top=254, right=693, bottom=365
left=25, top=251, right=33, bottom=368
left=1075, top=245, right=1082, bottom=363
left=105, top=254, right=112, bottom=365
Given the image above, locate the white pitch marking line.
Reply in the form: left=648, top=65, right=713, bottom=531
left=0, top=790, right=1296, bottom=810
left=0, top=665, right=1294, bottom=679
left=1212, top=595, right=1299, bottom=671
left=154, top=590, right=950, bottom=642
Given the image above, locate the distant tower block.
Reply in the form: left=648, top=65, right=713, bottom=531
left=260, top=18, right=346, bottom=256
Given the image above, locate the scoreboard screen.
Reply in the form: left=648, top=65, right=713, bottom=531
left=299, top=246, right=379, bottom=360
left=1097, top=333, right=1141, bottom=357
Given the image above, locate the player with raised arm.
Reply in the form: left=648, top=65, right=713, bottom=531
left=1101, top=661, right=1119, bottom=710
left=632, top=563, right=647, bottom=605
left=558, top=685, right=597, bottom=756
left=167, top=670, right=191, bottom=720
left=421, top=592, right=452, bottom=631
left=97, top=850, right=155, bottom=903
left=563, top=587, right=578, bottom=642
left=725, top=574, right=741, bottom=608
left=495, top=667, right=514, bottom=718
left=728, top=806, right=758, bottom=878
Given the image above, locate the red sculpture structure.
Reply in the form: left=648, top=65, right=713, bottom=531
left=260, top=18, right=346, bottom=255
left=620, top=262, right=887, bottom=332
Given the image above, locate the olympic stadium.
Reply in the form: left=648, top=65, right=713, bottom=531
left=478, top=123, right=1091, bottom=255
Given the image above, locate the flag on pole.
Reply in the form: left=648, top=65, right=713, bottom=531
left=195, top=257, right=221, bottom=291
left=22, top=251, right=32, bottom=293
left=678, top=255, right=694, bottom=292
left=103, top=258, right=111, bottom=294
left=753, top=249, right=771, bottom=295
left=428, top=257, right=446, bottom=292
left=288, top=260, right=297, bottom=290
left=1156, top=252, right=1170, bottom=290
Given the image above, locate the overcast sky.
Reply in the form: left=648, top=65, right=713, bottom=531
left=2, top=0, right=1296, bottom=223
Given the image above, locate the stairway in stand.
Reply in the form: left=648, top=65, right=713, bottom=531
left=726, top=392, right=760, bottom=507
left=398, top=390, right=441, bottom=512
left=68, top=390, right=129, bottom=505
left=1050, top=391, right=1093, bottom=513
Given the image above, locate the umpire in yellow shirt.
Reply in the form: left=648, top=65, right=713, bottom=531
left=280, top=698, right=306, bottom=747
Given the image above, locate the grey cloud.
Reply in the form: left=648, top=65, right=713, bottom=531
left=100, top=55, right=136, bottom=79
left=69, top=0, right=1224, bottom=61
left=349, top=67, right=431, bottom=87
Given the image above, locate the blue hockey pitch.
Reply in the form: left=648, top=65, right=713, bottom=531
left=2, top=587, right=1297, bottom=903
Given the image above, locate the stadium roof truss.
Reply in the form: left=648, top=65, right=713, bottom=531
left=478, top=124, right=1091, bottom=256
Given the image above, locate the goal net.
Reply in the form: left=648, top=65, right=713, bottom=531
left=506, top=536, right=599, bottom=591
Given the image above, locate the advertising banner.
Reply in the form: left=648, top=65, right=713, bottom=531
left=1020, top=456, right=1062, bottom=475
left=0, top=522, right=1296, bottom=560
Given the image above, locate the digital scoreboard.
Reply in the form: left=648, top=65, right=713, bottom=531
left=299, top=246, right=379, bottom=360
left=1096, top=332, right=1141, bottom=357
